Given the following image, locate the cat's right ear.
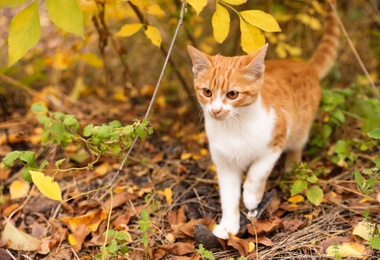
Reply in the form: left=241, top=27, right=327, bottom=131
left=187, top=46, right=212, bottom=76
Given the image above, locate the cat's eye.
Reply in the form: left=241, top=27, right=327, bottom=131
left=227, top=90, right=239, bottom=99
left=203, top=88, right=212, bottom=97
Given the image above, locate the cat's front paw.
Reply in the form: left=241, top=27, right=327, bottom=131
left=212, top=223, right=240, bottom=239
left=247, top=209, right=258, bottom=218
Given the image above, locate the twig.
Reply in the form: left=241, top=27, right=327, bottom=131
left=108, top=0, right=187, bottom=187
left=5, top=249, right=16, bottom=260
left=70, top=247, right=81, bottom=260
left=0, top=74, right=38, bottom=96
left=328, top=0, right=380, bottom=98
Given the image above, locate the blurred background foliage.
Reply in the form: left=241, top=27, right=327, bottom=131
left=0, top=0, right=379, bottom=141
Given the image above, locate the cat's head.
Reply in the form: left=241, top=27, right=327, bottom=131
left=188, top=44, right=268, bottom=120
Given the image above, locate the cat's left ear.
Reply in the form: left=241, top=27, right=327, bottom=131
left=243, top=43, right=268, bottom=78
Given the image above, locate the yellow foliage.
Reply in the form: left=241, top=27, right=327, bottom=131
left=212, top=4, right=230, bottom=43
left=187, top=0, right=207, bottom=15
left=239, top=18, right=265, bottom=54
left=144, top=25, right=162, bottom=47
left=116, top=23, right=143, bottom=37
left=326, top=242, right=369, bottom=259
left=239, top=10, right=281, bottom=32
left=296, top=14, right=321, bottom=31
left=30, top=171, right=62, bottom=201
left=10, top=180, right=30, bottom=200
left=158, top=188, right=173, bottom=205
left=222, top=0, right=247, bottom=5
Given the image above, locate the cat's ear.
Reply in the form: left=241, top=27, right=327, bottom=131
left=243, top=43, right=268, bottom=78
left=187, top=46, right=212, bottom=76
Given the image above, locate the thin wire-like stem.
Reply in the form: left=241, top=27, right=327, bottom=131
left=328, top=0, right=380, bottom=98
left=108, top=0, right=187, bottom=187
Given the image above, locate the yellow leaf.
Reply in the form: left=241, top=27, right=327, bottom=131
left=352, top=220, right=375, bottom=241
left=10, top=180, right=30, bottom=200
left=223, top=0, right=247, bottom=5
left=95, top=162, right=111, bottom=177
left=275, top=42, right=287, bottom=59
left=187, top=0, right=207, bottom=15
left=287, top=194, right=304, bottom=204
left=130, top=0, right=144, bottom=9
left=116, top=23, right=143, bottom=37
left=210, top=165, right=217, bottom=172
left=61, top=208, right=108, bottom=232
left=326, top=242, right=369, bottom=258
left=240, top=10, right=281, bottom=32
left=296, top=14, right=321, bottom=31
left=147, top=4, right=165, bottom=17
left=180, top=153, right=192, bottom=160
left=1, top=222, right=41, bottom=251
left=144, top=25, right=162, bottom=47
left=239, top=18, right=265, bottom=54
left=30, top=171, right=62, bottom=201
left=68, top=234, right=77, bottom=246
left=158, top=188, right=173, bottom=205
left=248, top=241, right=255, bottom=253
left=212, top=4, right=230, bottom=43
left=79, top=53, right=104, bottom=68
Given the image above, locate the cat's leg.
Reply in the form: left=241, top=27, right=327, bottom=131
left=212, top=163, right=242, bottom=239
left=243, top=151, right=281, bottom=217
left=284, top=150, right=302, bottom=172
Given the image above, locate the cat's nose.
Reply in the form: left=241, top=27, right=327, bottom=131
left=211, top=108, right=222, bottom=115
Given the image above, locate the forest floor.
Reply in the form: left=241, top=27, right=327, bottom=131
left=1, top=81, right=380, bottom=260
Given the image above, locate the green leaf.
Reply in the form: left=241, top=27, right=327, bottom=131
left=291, top=179, right=308, bottom=196
left=354, top=170, right=363, bottom=187
left=0, top=0, right=29, bottom=7
left=239, top=18, right=265, bottom=54
left=19, top=151, right=37, bottom=168
left=212, top=4, right=230, bottom=43
left=374, top=158, right=380, bottom=168
left=306, top=175, right=318, bottom=184
left=109, top=120, right=122, bottom=128
left=31, top=103, right=47, bottom=113
left=55, top=158, right=66, bottom=167
left=107, top=239, right=118, bottom=254
left=98, top=124, right=113, bottom=139
left=368, top=128, right=380, bottom=139
left=141, top=209, right=150, bottom=221
left=45, top=0, right=84, bottom=37
left=83, top=124, right=94, bottom=137
left=120, top=245, right=129, bottom=254
left=8, top=0, right=41, bottom=65
left=370, top=237, right=380, bottom=250
left=306, top=185, right=324, bottom=206
left=2, top=151, right=22, bottom=170
left=21, top=168, right=33, bottom=182
left=239, top=10, right=281, bottom=32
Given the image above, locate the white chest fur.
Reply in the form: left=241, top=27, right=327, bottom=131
left=204, top=96, right=277, bottom=170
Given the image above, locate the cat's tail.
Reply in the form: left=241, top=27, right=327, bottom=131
left=308, top=0, right=340, bottom=79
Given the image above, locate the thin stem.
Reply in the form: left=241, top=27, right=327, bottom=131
left=328, top=0, right=380, bottom=99
left=108, top=0, right=188, bottom=187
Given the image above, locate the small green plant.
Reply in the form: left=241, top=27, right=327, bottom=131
left=1, top=103, right=153, bottom=184
left=227, top=257, right=248, bottom=260
left=196, top=244, right=215, bottom=260
left=139, top=209, right=151, bottom=249
left=289, top=163, right=324, bottom=206
left=94, top=229, right=130, bottom=260
left=353, top=129, right=380, bottom=252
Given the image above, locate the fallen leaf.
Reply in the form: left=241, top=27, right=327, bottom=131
left=9, top=179, right=30, bottom=200
left=94, top=161, right=111, bottom=177
left=288, top=194, right=304, bottom=204
left=159, top=241, right=194, bottom=256
left=158, top=188, right=173, bottom=205
left=282, top=218, right=306, bottom=231
left=326, top=242, right=369, bottom=259
left=228, top=234, right=251, bottom=257
left=352, top=220, right=375, bottom=241
left=1, top=221, right=41, bottom=251
left=247, top=217, right=283, bottom=236
left=104, top=191, right=138, bottom=209
left=60, top=208, right=108, bottom=232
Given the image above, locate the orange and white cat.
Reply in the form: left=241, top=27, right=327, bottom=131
left=188, top=2, right=339, bottom=239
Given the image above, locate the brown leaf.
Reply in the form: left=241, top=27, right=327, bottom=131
left=320, top=236, right=353, bottom=253
left=247, top=236, right=274, bottom=246
left=112, top=212, right=134, bottom=228
left=168, top=206, right=187, bottom=226
left=104, top=191, right=138, bottom=209
left=153, top=248, right=167, bottom=260
left=174, top=218, right=215, bottom=238
left=227, top=234, right=253, bottom=257
left=159, top=241, right=194, bottom=255
left=247, top=217, right=283, bottom=236
left=69, top=223, right=92, bottom=251
left=282, top=218, right=307, bottom=231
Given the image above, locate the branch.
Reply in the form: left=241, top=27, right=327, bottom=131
left=108, top=0, right=188, bottom=186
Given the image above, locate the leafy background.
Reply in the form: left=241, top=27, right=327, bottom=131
left=0, top=0, right=380, bottom=259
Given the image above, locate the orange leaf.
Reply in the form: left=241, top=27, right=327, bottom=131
left=247, top=217, right=283, bottom=236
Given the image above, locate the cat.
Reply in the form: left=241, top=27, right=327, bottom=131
left=187, top=2, right=339, bottom=239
